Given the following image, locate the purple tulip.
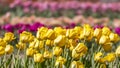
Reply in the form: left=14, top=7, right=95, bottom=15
left=94, top=25, right=104, bottom=29
left=115, top=27, right=120, bottom=35
left=3, top=24, right=14, bottom=32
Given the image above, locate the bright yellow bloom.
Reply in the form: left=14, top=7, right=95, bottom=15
left=43, top=50, right=52, bottom=59
left=0, top=46, right=5, bottom=56
left=26, top=48, right=38, bottom=57
left=99, top=35, right=110, bottom=45
left=45, top=29, right=56, bottom=40
left=83, top=24, right=92, bottom=37
left=34, top=53, right=44, bottom=63
left=5, top=45, right=14, bottom=54
left=29, top=38, right=44, bottom=49
left=54, top=27, right=66, bottom=36
left=45, top=39, right=54, bottom=47
left=20, top=31, right=34, bottom=43
left=73, top=26, right=82, bottom=34
left=74, top=43, right=88, bottom=54
left=103, top=53, right=116, bottom=62
left=94, top=52, right=103, bottom=62
left=71, top=61, right=84, bottom=68
left=53, top=46, right=63, bottom=56
left=94, top=28, right=102, bottom=38
left=66, top=29, right=79, bottom=39
left=3, top=32, right=15, bottom=42
left=115, top=46, right=120, bottom=57
left=36, top=27, right=48, bottom=40
left=54, top=35, right=66, bottom=47
left=72, top=49, right=81, bottom=60
left=109, top=33, right=120, bottom=42
left=102, top=43, right=112, bottom=52
left=0, top=38, right=7, bottom=47
left=102, top=27, right=111, bottom=36
left=55, top=56, right=66, bottom=68
left=16, top=42, right=26, bottom=50
left=67, top=39, right=77, bottom=49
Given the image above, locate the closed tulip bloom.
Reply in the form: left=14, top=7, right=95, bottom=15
left=3, top=32, right=15, bottom=42
left=94, top=28, right=102, bottom=38
left=26, top=48, right=38, bottom=57
left=45, top=29, right=56, bottom=40
left=36, top=27, right=48, bottom=40
left=109, top=33, right=119, bottom=42
left=83, top=24, right=93, bottom=37
left=74, top=43, right=88, bottom=54
left=54, top=27, right=66, bottom=36
left=0, top=38, right=7, bottom=47
left=0, top=46, right=5, bottom=56
left=66, top=29, right=79, bottom=39
left=45, top=39, right=54, bottom=47
left=73, top=26, right=82, bottom=35
left=99, top=35, right=110, bottom=45
left=103, top=53, right=116, bottom=62
left=71, top=61, right=84, bottom=68
left=102, top=43, right=112, bottom=52
left=55, top=56, right=66, bottom=68
left=16, top=42, right=26, bottom=50
left=72, top=49, right=81, bottom=60
left=116, top=46, right=120, bottom=57
left=102, top=27, right=111, bottom=36
left=5, top=45, right=14, bottom=54
left=20, top=31, right=34, bottom=43
left=54, top=35, right=66, bottom=47
left=34, top=53, right=44, bottom=63
left=43, top=50, right=52, bottom=59
left=94, top=52, right=103, bottom=62
left=53, top=46, right=63, bottom=56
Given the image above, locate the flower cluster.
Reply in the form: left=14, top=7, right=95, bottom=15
left=0, top=24, right=120, bottom=68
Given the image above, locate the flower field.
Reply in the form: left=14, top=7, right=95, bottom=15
left=0, top=0, right=120, bottom=68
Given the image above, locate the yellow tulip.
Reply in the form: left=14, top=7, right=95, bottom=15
left=115, top=46, right=120, bottom=57
left=3, top=32, right=15, bottom=42
left=74, top=43, right=88, bottom=54
left=0, top=46, right=5, bottom=56
left=45, top=39, right=54, bottom=47
left=54, top=27, right=66, bottom=36
left=0, top=38, right=7, bottom=47
left=109, top=33, right=119, bottom=42
left=55, top=56, right=66, bottom=68
left=94, top=52, right=103, bottom=62
left=99, top=35, right=110, bottom=45
left=20, top=31, right=34, bottom=43
left=71, top=61, right=84, bottom=68
left=34, top=53, right=44, bottom=63
left=36, top=27, right=48, bottom=40
left=72, top=49, right=81, bottom=60
left=45, top=29, right=56, bottom=40
left=66, top=29, right=79, bottom=39
left=5, top=45, right=14, bottom=54
left=16, top=42, right=26, bottom=50
left=102, top=43, right=112, bottom=52
left=43, top=50, right=52, bottom=59
left=83, top=24, right=92, bottom=37
left=26, top=48, right=38, bottom=57
left=94, top=28, right=102, bottom=38
left=54, top=35, right=66, bottom=47
left=53, top=46, right=63, bottom=56
left=103, top=53, right=116, bottom=62
left=102, top=27, right=111, bottom=36
left=73, top=26, right=82, bottom=35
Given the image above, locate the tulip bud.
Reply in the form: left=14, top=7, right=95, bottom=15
left=26, top=48, right=38, bottom=57
left=34, top=53, right=44, bottom=63
left=53, top=46, right=63, bottom=56
left=71, top=61, right=84, bottom=68
left=54, top=35, right=66, bottom=47
left=45, top=29, right=56, bottom=40
left=116, top=46, right=120, bottom=57
left=109, top=33, right=119, bottom=42
left=55, top=56, right=66, bottom=68
left=5, top=45, right=14, bottom=54
left=43, top=50, right=52, bottom=59
left=99, top=35, right=110, bottom=45
left=102, top=43, right=112, bottom=52
left=0, top=46, right=5, bottom=56
left=45, top=39, right=54, bottom=47
left=102, top=27, right=111, bottom=36
left=3, top=32, right=15, bottom=42
left=0, top=38, right=7, bottom=47
left=16, top=42, right=26, bottom=50
left=103, top=53, right=116, bottom=62
left=54, top=27, right=66, bottom=36
left=94, top=28, right=102, bottom=38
